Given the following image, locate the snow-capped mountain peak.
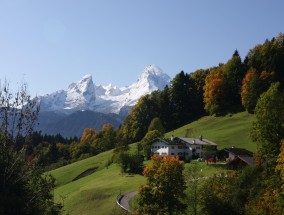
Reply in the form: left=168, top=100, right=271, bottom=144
left=68, top=74, right=94, bottom=93
left=124, top=65, right=171, bottom=106
left=135, top=64, right=170, bottom=90
left=39, top=65, right=171, bottom=115
left=142, top=64, right=164, bottom=76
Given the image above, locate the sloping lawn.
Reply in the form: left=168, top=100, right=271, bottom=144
left=166, top=112, right=256, bottom=152
left=53, top=164, right=145, bottom=215
left=50, top=149, right=114, bottom=187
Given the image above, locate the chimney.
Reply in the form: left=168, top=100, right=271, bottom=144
left=200, top=135, right=203, bottom=141
left=171, top=135, right=174, bottom=141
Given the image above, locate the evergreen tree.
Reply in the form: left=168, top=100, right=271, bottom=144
left=155, top=85, right=174, bottom=131
left=170, top=71, right=195, bottom=126
left=223, top=50, right=246, bottom=111
left=190, top=69, right=209, bottom=117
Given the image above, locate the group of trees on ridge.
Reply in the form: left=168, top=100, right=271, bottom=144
left=119, top=33, right=284, bottom=145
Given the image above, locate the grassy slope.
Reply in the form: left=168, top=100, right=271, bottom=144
left=165, top=111, right=257, bottom=152
left=53, top=164, right=145, bottom=215
left=50, top=111, right=256, bottom=215
left=51, top=149, right=114, bottom=187
left=50, top=143, right=145, bottom=215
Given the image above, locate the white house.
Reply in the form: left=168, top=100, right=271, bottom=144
left=151, top=136, right=217, bottom=159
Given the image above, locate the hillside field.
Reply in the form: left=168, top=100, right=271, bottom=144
left=166, top=111, right=256, bottom=152
left=50, top=144, right=146, bottom=215
left=50, top=111, right=256, bottom=214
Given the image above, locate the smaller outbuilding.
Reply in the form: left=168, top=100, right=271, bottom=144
left=218, top=147, right=254, bottom=162
left=226, top=156, right=255, bottom=170
left=218, top=147, right=254, bottom=170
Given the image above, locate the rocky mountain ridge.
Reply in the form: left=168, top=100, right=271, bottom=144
left=36, top=65, right=171, bottom=137
left=39, top=64, right=171, bottom=115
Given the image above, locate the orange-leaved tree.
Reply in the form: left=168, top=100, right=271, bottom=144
left=137, top=155, right=186, bottom=215
left=203, top=67, right=225, bottom=115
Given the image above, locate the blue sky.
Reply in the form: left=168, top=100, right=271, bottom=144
left=0, top=0, right=283, bottom=96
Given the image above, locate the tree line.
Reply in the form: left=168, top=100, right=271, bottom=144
left=117, top=33, right=284, bottom=145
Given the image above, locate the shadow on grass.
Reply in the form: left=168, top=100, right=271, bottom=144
left=72, top=166, right=99, bottom=181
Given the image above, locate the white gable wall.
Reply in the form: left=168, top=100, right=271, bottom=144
left=151, top=141, right=169, bottom=156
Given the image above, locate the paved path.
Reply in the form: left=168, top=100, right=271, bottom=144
left=118, top=191, right=138, bottom=212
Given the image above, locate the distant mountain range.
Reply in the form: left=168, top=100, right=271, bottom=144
left=36, top=65, right=171, bottom=137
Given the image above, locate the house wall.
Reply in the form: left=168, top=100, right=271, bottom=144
left=151, top=141, right=169, bottom=156
left=168, top=145, right=189, bottom=157
left=188, top=144, right=202, bottom=157
left=151, top=141, right=192, bottom=157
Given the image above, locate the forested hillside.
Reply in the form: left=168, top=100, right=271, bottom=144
left=119, top=33, right=284, bottom=145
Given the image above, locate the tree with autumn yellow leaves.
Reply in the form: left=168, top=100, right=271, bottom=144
left=137, top=155, right=186, bottom=215
left=71, top=124, right=117, bottom=159
left=203, top=66, right=225, bottom=115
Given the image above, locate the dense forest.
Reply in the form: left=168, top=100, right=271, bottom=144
left=120, top=33, right=284, bottom=143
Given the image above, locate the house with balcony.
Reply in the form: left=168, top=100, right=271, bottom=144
left=151, top=136, right=217, bottom=159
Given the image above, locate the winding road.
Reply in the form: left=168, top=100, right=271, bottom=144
left=117, top=191, right=138, bottom=212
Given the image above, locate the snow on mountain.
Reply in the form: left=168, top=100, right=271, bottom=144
left=125, top=64, right=171, bottom=106
left=65, top=74, right=96, bottom=110
left=39, top=65, right=171, bottom=114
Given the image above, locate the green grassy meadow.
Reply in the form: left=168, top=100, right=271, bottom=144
left=50, top=111, right=256, bottom=214
left=166, top=111, right=256, bottom=152
left=50, top=144, right=145, bottom=215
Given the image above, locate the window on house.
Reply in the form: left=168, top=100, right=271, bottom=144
left=161, top=146, right=164, bottom=148
left=178, top=146, right=182, bottom=149
left=171, top=153, right=175, bottom=155
left=158, top=146, right=160, bottom=149
left=171, top=146, right=175, bottom=149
